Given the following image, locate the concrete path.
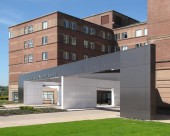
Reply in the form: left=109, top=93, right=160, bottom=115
left=0, top=109, right=120, bottom=128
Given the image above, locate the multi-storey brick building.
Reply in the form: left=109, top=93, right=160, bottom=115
left=9, top=0, right=170, bottom=112
left=83, top=10, right=139, bottom=29
left=9, top=12, right=116, bottom=101
left=8, top=11, right=147, bottom=102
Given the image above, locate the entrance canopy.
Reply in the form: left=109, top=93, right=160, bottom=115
left=19, top=45, right=156, bottom=120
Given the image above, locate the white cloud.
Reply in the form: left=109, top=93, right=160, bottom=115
left=0, top=8, right=22, bottom=26
left=0, top=18, right=16, bottom=26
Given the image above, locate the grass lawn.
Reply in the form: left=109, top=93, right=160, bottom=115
left=0, top=118, right=170, bottom=136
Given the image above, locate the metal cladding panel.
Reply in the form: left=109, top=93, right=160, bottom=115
left=120, top=45, right=156, bottom=120
left=120, top=47, right=147, bottom=68
left=18, top=52, right=120, bottom=103
left=121, top=66, right=146, bottom=88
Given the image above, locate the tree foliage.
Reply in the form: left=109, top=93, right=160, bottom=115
left=0, top=86, right=8, bottom=96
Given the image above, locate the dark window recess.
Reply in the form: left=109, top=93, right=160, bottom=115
left=122, top=32, right=128, bottom=39
left=114, top=33, right=120, bottom=40
left=101, top=15, right=109, bottom=25
left=115, top=16, right=122, bottom=26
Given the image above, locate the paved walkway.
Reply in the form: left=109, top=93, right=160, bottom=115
left=0, top=109, right=120, bottom=128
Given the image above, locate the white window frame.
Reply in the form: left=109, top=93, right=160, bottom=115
left=90, top=42, right=95, bottom=50
left=135, top=29, right=143, bottom=37
left=24, top=55, right=27, bottom=63
left=114, top=33, right=120, bottom=40
left=121, top=45, right=128, bottom=51
left=84, top=40, right=89, bottom=48
left=24, top=41, right=28, bottom=49
left=101, top=31, right=106, bottom=39
left=28, top=40, right=33, bottom=48
left=71, top=52, right=76, bottom=61
left=63, top=51, right=69, bottom=60
left=70, top=22, right=77, bottom=30
left=42, top=36, right=48, bottom=45
left=83, top=26, right=89, bottom=34
left=71, top=37, right=76, bottom=46
left=144, top=28, right=148, bottom=36
left=42, top=52, right=48, bottom=60
left=83, top=55, right=88, bottom=59
left=90, top=28, right=96, bottom=35
left=122, top=32, right=128, bottom=39
left=28, top=54, right=33, bottom=63
left=28, top=25, right=33, bottom=33
left=101, top=45, right=106, bottom=52
left=63, top=20, right=69, bottom=28
left=63, top=35, right=69, bottom=44
left=42, top=21, right=48, bottom=29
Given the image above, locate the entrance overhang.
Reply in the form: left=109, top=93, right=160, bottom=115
left=19, top=45, right=156, bottom=120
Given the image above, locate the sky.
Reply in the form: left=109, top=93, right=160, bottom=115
left=0, top=0, right=147, bottom=86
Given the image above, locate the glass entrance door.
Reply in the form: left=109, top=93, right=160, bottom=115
left=97, top=90, right=111, bottom=105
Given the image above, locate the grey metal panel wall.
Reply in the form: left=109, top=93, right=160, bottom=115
left=120, top=45, right=156, bottom=120
left=18, top=52, right=120, bottom=102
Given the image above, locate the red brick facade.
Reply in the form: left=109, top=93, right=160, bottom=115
left=8, top=12, right=114, bottom=100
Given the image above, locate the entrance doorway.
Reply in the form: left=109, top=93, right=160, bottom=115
left=97, top=90, right=111, bottom=105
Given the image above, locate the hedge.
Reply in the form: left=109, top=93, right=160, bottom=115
left=0, top=96, right=8, bottom=100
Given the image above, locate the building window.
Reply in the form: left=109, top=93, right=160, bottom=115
left=24, top=55, right=27, bottom=63
left=144, top=29, right=148, bottom=36
left=107, top=33, right=112, bottom=40
left=63, top=51, right=69, bottom=60
left=70, top=52, right=76, bottom=61
left=28, top=54, right=33, bottom=63
left=63, top=20, right=69, bottom=28
left=84, top=40, right=89, bottom=48
left=43, top=91, right=54, bottom=103
left=9, top=32, right=13, bottom=39
left=42, top=52, right=48, bottom=60
left=24, top=41, right=28, bottom=49
left=63, top=35, right=69, bottom=44
left=83, top=26, right=89, bottom=34
left=24, top=26, right=34, bottom=34
left=135, top=43, right=143, bottom=48
left=144, top=43, right=148, bottom=46
left=42, top=21, right=48, bottom=29
left=114, top=33, right=120, bottom=40
left=28, top=40, right=33, bottom=48
left=28, top=25, right=33, bottom=33
left=90, top=42, right=95, bottom=50
left=122, top=32, right=128, bottom=39
left=70, top=22, right=77, bottom=30
left=24, top=27, right=28, bottom=34
left=42, top=36, right=48, bottom=45
left=114, top=46, right=119, bottom=52
left=135, top=30, right=143, bottom=37
left=101, top=31, right=106, bottom=39
left=107, top=46, right=112, bottom=53
left=101, top=45, right=106, bottom=52
left=90, top=28, right=96, bottom=35
left=121, top=45, right=128, bottom=51
left=83, top=55, right=88, bottom=59
left=71, top=37, right=76, bottom=46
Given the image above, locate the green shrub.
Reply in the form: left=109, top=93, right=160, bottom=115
left=0, top=96, right=8, bottom=100
left=19, top=106, right=35, bottom=111
left=0, top=107, right=67, bottom=116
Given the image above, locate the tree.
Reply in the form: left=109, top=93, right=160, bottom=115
left=0, top=86, right=8, bottom=96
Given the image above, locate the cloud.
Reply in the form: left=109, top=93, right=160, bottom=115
left=0, top=8, right=22, bottom=26
left=0, top=18, right=16, bottom=26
